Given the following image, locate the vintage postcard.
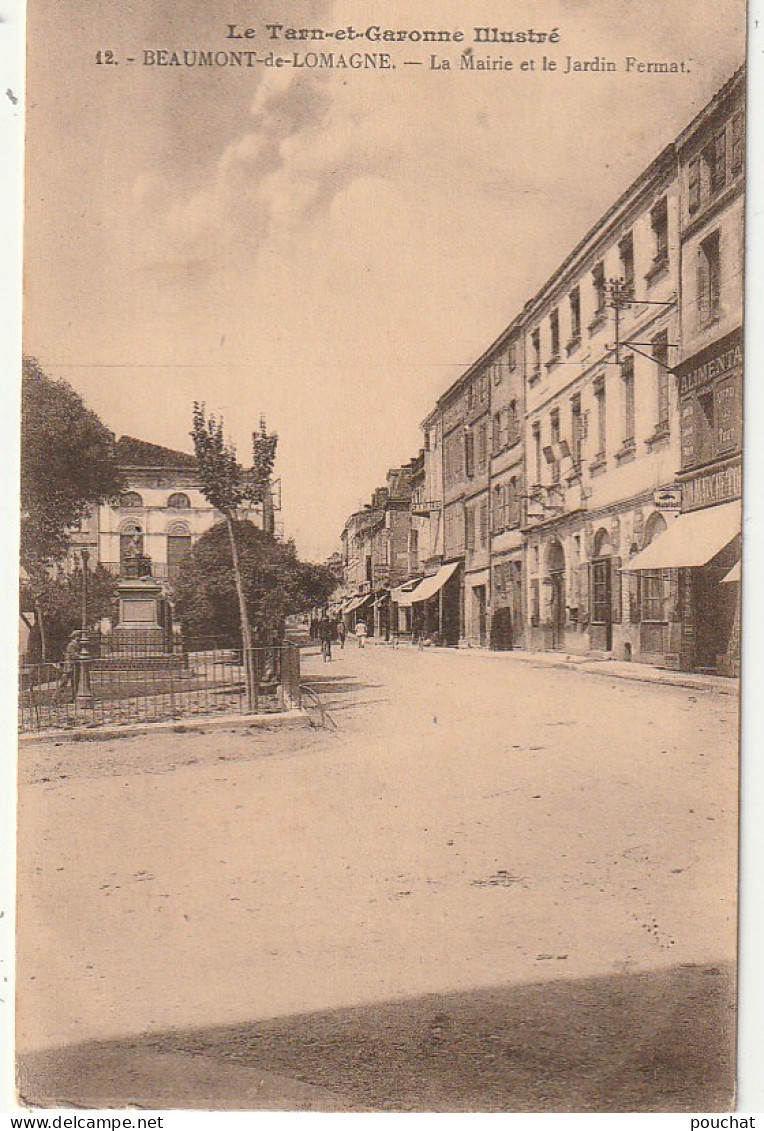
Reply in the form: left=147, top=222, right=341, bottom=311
left=10, top=0, right=755, bottom=1117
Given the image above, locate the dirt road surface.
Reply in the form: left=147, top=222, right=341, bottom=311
left=16, top=643, right=738, bottom=1111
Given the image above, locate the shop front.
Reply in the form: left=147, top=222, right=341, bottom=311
left=410, top=560, right=462, bottom=646
left=627, top=498, right=741, bottom=673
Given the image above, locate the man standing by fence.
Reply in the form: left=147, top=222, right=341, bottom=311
left=57, top=631, right=81, bottom=702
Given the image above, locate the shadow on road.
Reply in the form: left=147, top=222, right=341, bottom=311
left=18, top=962, right=734, bottom=1112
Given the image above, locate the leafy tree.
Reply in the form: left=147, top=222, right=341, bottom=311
left=172, top=521, right=336, bottom=646
left=190, top=405, right=278, bottom=707
left=20, top=565, right=118, bottom=663
left=20, top=358, right=124, bottom=658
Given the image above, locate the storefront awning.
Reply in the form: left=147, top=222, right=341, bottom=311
left=411, top=560, right=460, bottom=604
left=721, top=561, right=741, bottom=583
left=627, top=502, right=741, bottom=570
left=390, top=578, right=423, bottom=608
left=345, top=593, right=374, bottom=614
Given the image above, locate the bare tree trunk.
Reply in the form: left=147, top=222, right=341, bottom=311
left=224, top=512, right=257, bottom=711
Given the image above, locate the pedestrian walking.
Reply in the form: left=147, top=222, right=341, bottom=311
left=318, top=614, right=333, bottom=662
left=338, top=621, right=347, bottom=649
left=355, top=619, right=367, bottom=649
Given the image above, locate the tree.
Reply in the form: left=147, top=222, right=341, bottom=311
left=20, top=566, right=118, bottom=663
left=172, top=521, right=336, bottom=647
left=20, top=358, right=124, bottom=658
left=190, top=404, right=278, bottom=708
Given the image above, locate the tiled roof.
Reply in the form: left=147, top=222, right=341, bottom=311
left=115, top=435, right=197, bottom=469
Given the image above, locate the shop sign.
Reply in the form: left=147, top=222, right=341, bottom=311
left=653, top=486, right=682, bottom=511
left=683, top=460, right=742, bottom=512
left=675, top=328, right=743, bottom=397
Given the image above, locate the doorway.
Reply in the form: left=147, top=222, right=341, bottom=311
left=547, top=541, right=566, bottom=650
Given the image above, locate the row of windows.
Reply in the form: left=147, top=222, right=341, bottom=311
left=530, top=335, right=671, bottom=483
left=528, top=208, right=669, bottom=384
left=688, top=111, right=744, bottom=216
left=117, top=492, right=193, bottom=509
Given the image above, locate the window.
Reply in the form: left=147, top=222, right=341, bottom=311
left=652, top=332, right=670, bottom=430
left=571, top=394, right=583, bottom=467
left=167, top=533, right=192, bottom=580
left=619, top=233, right=634, bottom=289
left=465, top=506, right=475, bottom=551
left=592, top=261, right=606, bottom=314
left=508, top=477, right=520, bottom=528
left=569, top=287, right=581, bottom=343
left=532, top=421, right=542, bottom=484
left=550, top=408, right=561, bottom=483
left=731, top=111, right=745, bottom=176
left=594, top=376, right=606, bottom=459
left=642, top=571, right=667, bottom=622
left=621, top=355, right=635, bottom=445
left=650, top=198, right=669, bottom=265
left=119, top=491, right=143, bottom=508
left=409, top=529, right=419, bottom=571
left=493, top=361, right=503, bottom=385
left=531, top=329, right=541, bottom=380
left=591, top=559, right=611, bottom=625
left=710, top=129, right=726, bottom=195
left=167, top=492, right=191, bottom=509
left=479, top=498, right=489, bottom=546
left=508, top=341, right=517, bottom=371
left=465, top=429, right=475, bottom=478
left=550, top=308, right=560, bottom=359
left=688, top=156, right=701, bottom=214
left=492, top=411, right=502, bottom=454
left=531, top=580, right=540, bottom=627
left=506, top=399, right=519, bottom=445
left=698, top=230, right=721, bottom=324
left=477, top=422, right=488, bottom=475
left=493, top=484, right=504, bottom=531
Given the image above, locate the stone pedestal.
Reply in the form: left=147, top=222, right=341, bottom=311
left=112, top=576, right=166, bottom=653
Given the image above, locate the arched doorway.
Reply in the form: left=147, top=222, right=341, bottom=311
left=638, top=512, right=670, bottom=658
left=591, top=528, right=613, bottom=651
left=546, top=540, right=566, bottom=650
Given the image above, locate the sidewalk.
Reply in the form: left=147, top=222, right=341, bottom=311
left=363, top=636, right=738, bottom=696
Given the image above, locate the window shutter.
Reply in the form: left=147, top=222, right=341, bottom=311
left=611, top=556, right=622, bottom=624
left=580, top=563, right=591, bottom=622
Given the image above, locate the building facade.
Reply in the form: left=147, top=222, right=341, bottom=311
left=68, top=435, right=279, bottom=587
left=337, top=65, right=744, bottom=674
left=628, top=69, right=744, bottom=674
left=522, top=143, right=683, bottom=664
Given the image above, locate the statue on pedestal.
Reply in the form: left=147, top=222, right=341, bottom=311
left=123, top=533, right=152, bottom=580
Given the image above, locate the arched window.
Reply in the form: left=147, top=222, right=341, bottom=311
left=167, top=492, right=191, bottom=509
left=167, top=522, right=192, bottom=581
left=119, top=491, right=143, bottom=508
left=593, top=528, right=612, bottom=559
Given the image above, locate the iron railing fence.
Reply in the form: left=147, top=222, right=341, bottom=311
left=19, top=643, right=301, bottom=734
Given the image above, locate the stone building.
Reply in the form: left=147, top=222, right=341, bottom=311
left=522, top=142, right=683, bottom=663
left=68, top=435, right=279, bottom=586
left=487, top=319, right=526, bottom=650
left=339, top=463, right=416, bottom=635
left=629, top=67, right=744, bottom=674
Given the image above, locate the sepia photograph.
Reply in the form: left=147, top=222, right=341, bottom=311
left=7, top=0, right=758, bottom=1117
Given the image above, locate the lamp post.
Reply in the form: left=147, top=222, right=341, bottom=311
left=76, top=548, right=94, bottom=709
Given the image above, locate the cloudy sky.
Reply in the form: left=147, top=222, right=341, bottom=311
left=23, top=0, right=745, bottom=561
